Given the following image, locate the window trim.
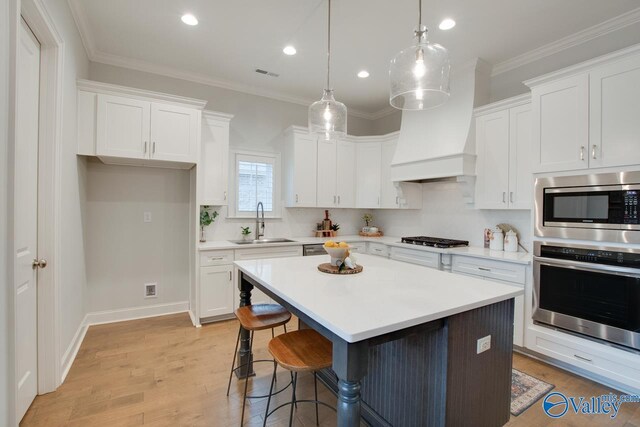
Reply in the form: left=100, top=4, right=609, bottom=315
left=228, top=149, right=281, bottom=219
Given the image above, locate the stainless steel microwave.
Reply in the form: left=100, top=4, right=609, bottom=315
left=534, top=172, right=640, bottom=243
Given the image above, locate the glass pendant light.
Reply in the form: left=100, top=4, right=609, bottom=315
left=309, top=0, right=347, bottom=140
left=389, top=0, right=450, bottom=110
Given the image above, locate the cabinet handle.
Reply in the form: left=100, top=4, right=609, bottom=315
left=502, top=192, right=506, bottom=203
left=580, top=146, right=585, bottom=161
left=396, top=196, right=399, bottom=205
left=144, top=141, right=147, bottom=153
left=377, top=196, right=380, bottom=206
left=478, top=267, right=491, bottom=272
left=223, top=191, right=227, bottom=201
left=510, top=192, right=514, bottom=203
left=152, top=141, right=156, bottom=154
left=229, top=271, right=232, bottom=281
left=574, top=354, right=592, bottom=362
left=208, top=256, right=224, bottom=261
left=592, top=144, right=597, bottom=160
left=337, top=195, right=340, bottom=204
left=333, top=195, right=336, bottom=204
left=295, top=194, right=299, bottom=203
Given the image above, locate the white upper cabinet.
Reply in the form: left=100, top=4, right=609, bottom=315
left=283, top=128, right=318, bottom=207
left=475, top=96, right=532, bottom=210
left=96, top=95, right=150, bottom=160
left=355, top=142, right=382, bottom=208
left=77, top=80, right=206, bottom=169
left=530, top=74, right=589, bottom=173
left=336, top=140, right=356, bottom=208
left=150, top=103, right=199, bottom=162
left=316, top=138, right=338, bottom=207
left=380, top=139, right=400, bottom=208
left=526, top=46, right=640, bottom=173
left=590, top=54, right=640, bottom=168
left=199, top=111, right=233, bottom=206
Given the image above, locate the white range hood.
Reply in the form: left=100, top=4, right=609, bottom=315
left=390, top=58, right=491, bottom=189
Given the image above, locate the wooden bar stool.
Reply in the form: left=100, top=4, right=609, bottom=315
left=263, top=329, right=336, bottom=427
left=226, top=304, right=293, bottom=425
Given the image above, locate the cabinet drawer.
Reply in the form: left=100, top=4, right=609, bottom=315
left=235, top=246, right=303, bottom=260
left=349, top=242, right=367, bottom=253
left=390, top=247, right=440, bottom=269
left=200, top=250, right=234, bottom=266
left=451, top=256, right=526, bottom=284
left=367, top=242, right=389, bottom=257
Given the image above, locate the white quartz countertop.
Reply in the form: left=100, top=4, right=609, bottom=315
left=199, top=235, right=532, bottom=264
left=235, top=254, right=524, bottom=343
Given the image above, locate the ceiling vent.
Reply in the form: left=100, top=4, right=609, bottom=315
left=255, top=68, right=279, bottom=78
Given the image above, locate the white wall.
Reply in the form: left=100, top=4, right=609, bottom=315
left=375, top=181, right=532, bottom=250
left=1, top=0, right=15, bottom=424
left=85, top=161, right=190, bottom=312
left=40, top=0, right=90, bottom=374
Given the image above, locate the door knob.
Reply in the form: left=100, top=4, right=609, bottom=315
left=32, top=259, right=47, bottom=269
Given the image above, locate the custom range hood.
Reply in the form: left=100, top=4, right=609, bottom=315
left=390, top=59, right=491, bottom=191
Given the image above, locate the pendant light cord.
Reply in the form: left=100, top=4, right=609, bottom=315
left=326, top=0, right=331, bottom=90
left=418, top=0, right=422, bottom=29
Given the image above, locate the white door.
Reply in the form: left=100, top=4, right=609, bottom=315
left=380, top=139, right=399, bottom=208
left=336, top=140, right=355, bottom=208
left=475, top=110, right=510, bottom=209
left=355, top=142, right=381, bottom=208
left=150, top=103, right=198, bottom=162
left=590, top=55, right=640, bottom=168
left=509, top=104, right=533, bottom=209
left=199, top=265, right=234, bottom=318
left=96, top=94, right=150, bottom=159
left=15, top=19, right=40, bottom=421
left=316, top=138, right=337, bottom=207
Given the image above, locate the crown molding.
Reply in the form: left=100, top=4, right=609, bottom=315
left=67, top=0, right=396, bottom=122
left=491, top=7, right=640, bottom=76
left=474, top=93, right=531, bottom=116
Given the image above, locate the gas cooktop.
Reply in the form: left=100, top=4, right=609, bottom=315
left=400, top=236, right=469, bottom=248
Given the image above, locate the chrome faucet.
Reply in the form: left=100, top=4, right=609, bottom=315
left=256, top=202, right=265, bottom=240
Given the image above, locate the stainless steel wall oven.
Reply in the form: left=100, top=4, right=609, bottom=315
left=533, top=241, right=640, bottom=351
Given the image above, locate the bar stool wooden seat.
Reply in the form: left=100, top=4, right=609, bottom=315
left=263, top=329, right=336, bottom=427
left=226, top=304, right=292, bottom=425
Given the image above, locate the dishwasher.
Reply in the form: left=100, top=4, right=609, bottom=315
left=303, top=244, right=326, bottom=256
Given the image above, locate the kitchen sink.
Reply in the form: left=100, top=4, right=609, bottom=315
left=230, top=238, right=296, bottom=245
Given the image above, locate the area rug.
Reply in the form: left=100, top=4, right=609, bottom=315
left=511, top=369, right=555, bottom=416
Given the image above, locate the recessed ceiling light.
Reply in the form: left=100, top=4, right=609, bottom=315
left=181, top=14, right=198, bottom=26
left=283, top=45, right=297, bottom=56
left=439, top=18, right=456, bottom=30
left=357, top=70, right=370, bottom=78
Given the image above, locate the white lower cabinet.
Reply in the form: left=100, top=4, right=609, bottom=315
left=199, top=265, right=234, bottom=318
left=451, top=255, right=526, bottom=347
left=389, top=246, right=441, bottom=269
left=348, top=242, right=367, bottom=253
left=367, top=242, right=389, bottom=257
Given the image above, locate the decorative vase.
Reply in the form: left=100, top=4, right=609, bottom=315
left=200, top=226, right=206, bottom=243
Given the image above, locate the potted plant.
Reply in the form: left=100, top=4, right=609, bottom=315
left=240, top=226, right=252, bottom=241
left=330, top=223, right=340, bottom=235
left=199, top=205, right=218, bottom=242
left=362, top=213, right=373, bottom=232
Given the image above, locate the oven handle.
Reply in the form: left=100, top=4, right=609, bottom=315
left=534, top=256, right=640, bottom=278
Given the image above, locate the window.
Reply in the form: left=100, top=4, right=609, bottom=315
left=230, top=151, right=280, bottom=218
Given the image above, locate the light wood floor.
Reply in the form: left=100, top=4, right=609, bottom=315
left=20, top=313, right=640, bottom=427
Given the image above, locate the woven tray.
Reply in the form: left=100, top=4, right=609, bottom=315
left=359, top=231, right=383, bottom=237
left=317, top=263, right=363, bottom=275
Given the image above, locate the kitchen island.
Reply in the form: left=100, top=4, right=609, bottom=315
left=235, top=254, right=523, bottom=427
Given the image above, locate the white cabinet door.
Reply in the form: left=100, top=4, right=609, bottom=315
left=531, top=74, right=589, bottom=173
left=380, top=139, right=399, bottom=208
left=590, top=55, right=640, bottom=168
left=150, top=103, right=198, bottom=162
left=291, top=134, right=318, bottom=207
left=96, top=94, right=150, bottom=159
left=316, top=138, right=337, bottom=207
left=475, top=110, right=510, bottom=209
left=355, top=142, right=382, bottom=208
left=336, top=140, right=356, bottom=208
left=508, top=104, right=533, bottom=209
left=200, top=114, right=230, bottom=205
left=200, top=265, right=234, bottom=318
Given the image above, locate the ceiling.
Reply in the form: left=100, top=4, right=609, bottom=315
left=69, top=0, right=640, bottom=118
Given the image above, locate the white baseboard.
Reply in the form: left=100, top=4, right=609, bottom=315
left=188, top=310, right=201, bottom=327
left=84, top=301, right=190, bottom=326
left=60, top=314, right=89, bottom=383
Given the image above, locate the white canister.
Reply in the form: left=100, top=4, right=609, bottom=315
left=504, top=230, right=518, bottom=252
left=489, top=228, right=504, bottom=251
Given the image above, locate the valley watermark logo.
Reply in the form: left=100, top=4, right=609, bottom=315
left=543, top=391, right=640, bottom=419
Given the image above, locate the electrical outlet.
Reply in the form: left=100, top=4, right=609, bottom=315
left=145, top=283, right=157, bottom=298
left=144, top=211, right=152, bottom=223
left=477, top=335, right=491, bottom=354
